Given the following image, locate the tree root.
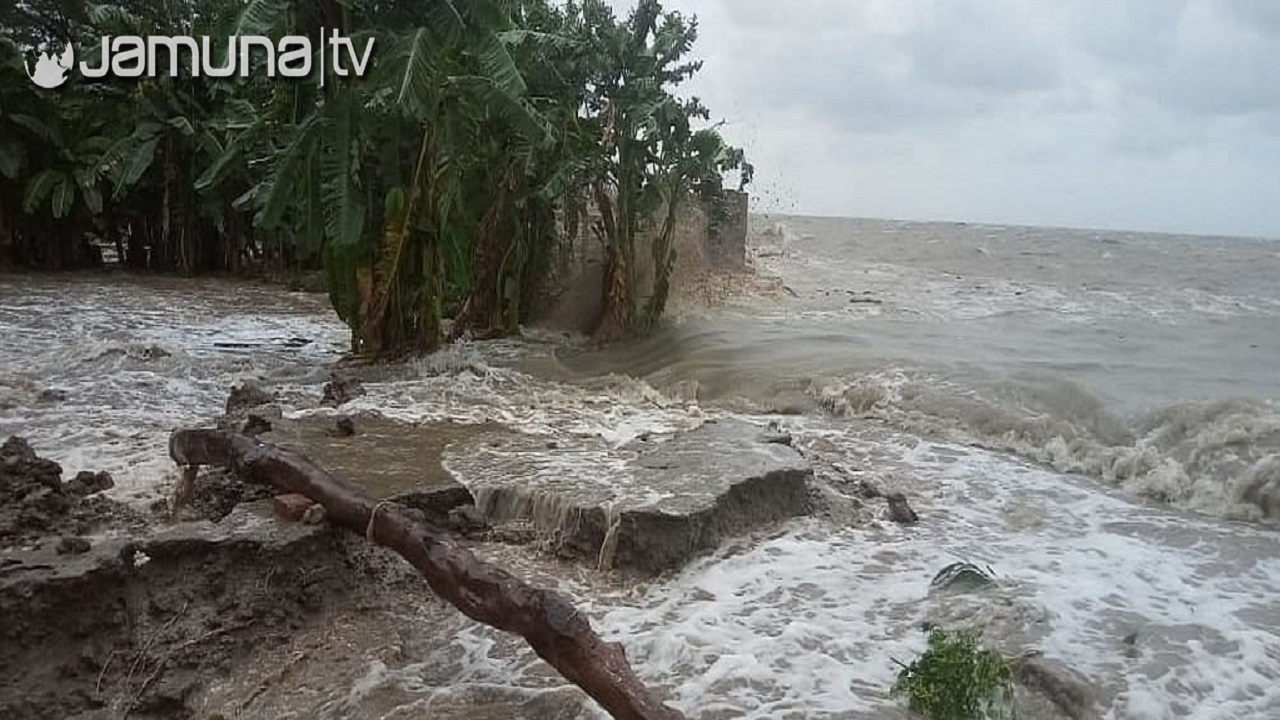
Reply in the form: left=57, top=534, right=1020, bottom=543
left=169, top=428, right=685, bottom=720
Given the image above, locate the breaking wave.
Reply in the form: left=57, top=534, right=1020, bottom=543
left=810, top=371, right=1280, bottom=522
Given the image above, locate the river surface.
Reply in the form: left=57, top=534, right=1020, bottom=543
left=2, top=216, right=1279, bottom=719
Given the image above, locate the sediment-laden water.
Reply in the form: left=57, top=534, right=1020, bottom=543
left=3, top=216, right=1279, bottom=719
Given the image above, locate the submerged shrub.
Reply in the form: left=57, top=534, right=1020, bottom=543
left=891, top=626, right=1016, bottom=720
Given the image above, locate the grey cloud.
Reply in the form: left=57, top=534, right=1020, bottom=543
left=725, top=5, right=1064, bottom=132
left=1148, top=29, right=1280, bottom=115
left=1065, top=2, right=1280, bottom=118
left=1069, top=0, right=1185, bottom=66
left=1220, top=0, right=1280, bottom=34
left=905, top=1, right=1062, bottom=94
left=625, top=0, right=1280, bottom=236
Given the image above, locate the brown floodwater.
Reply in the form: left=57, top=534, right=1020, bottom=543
left=4, top=216, right=1280, bottom=718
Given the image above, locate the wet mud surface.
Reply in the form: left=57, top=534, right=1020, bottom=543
left=0, top=417, right=829, bottom=720
left=0, top=434, right=417, bottom=720
left=0, top=497, right=355, bottom=719
left=0, top=436, right=146, bottom=553
left=450, top=420, right=814, bottom=574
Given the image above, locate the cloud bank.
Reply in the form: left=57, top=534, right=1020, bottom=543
left=610, top=0, right=1280, bottom=237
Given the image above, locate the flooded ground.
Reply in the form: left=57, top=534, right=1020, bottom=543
left=2, top=216, right=1279, bottom=719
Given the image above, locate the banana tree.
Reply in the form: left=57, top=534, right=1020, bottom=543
left=3, top=86, right=112, bottom=267
left=0, top=33, right=108, bottom=268
left=3, top=0, right=748, bottom=350
left=209, top=0, right=554, bottom=353
left=641, top=119, right=749, bottom=329
left=563, top=0, right=734, bottom=340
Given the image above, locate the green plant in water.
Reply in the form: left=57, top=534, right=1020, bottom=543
left=891, top=626, right=1016, bottom=720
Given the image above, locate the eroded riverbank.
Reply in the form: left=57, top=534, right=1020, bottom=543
left=6, top=374, right=1280, bottom=719
left=5, top=215, right=1280, bottom=719
left=0, top=408, right=1088, bottom=720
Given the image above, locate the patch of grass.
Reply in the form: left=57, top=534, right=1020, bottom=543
left=891, top=626, right=1016, bottom=720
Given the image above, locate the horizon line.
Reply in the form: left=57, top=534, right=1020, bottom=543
left=748, top=210, right=1279, bottom=243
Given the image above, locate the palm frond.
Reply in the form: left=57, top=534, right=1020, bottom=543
left=256, top=117, right=320, bottom=229
left=9, top=114, right=58, bottom=144
left=320, top=93, right=365, bottom=250
left=50, top=176, right=75, bottom=219
left=112, top=135, right=159, bottom=199
left=395, top=27, right=439, bottom=114
left=166, top=116, right=195, bottom=137
left=85, top=4, right=143, bottom=32
left=451, top=75, right=550, bottom=145
left=496, top=29, right=577, bottom=51
left=195, top=136, right=241, bottom=192
left=22, top=169, right=61, bottom=214
left=425, top=0, right=467, bottom=38
left=0, top=137, right=25, bottom=179
left=74, top=168, right=103, bottom=214
left=470, top=30, right=527, bottom=97
left=233, top=0, right=291, bottom=37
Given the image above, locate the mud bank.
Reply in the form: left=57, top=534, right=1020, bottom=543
left=0, top=433, right=402, bottom=720
left=0, top=411, right=819, bottom=719
left=0, top=502, right=353, bottom=719
left=1, top=406, right=818, bottom=719
left=0, top=436, right=143, bottom=552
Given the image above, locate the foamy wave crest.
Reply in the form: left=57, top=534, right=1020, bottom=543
left=811, top=375, right=1280, bottom=522
left=812, top=371, right=910, bottom=416
left=326, top=344, right=706, bottom=447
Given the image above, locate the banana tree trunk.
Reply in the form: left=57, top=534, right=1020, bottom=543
left=642, top=185, right=682, bottom=330
left=162, top=154, right=173, bottom=271
left=593, top=183, right=631, bottom=341
left=362, top=120, right=439, bottom=354
left=455, top=172, right=512, bottom=338
left=0, top=193, right=12, bottom=270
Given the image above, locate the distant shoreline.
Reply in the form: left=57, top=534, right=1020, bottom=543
left=749, top=211, right=1280, bottom=243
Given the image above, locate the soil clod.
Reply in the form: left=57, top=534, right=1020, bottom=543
left=0, top=436, right=136, bottom=551
left=887, top=492, right=920, bottom=524
left=224, top=381, right=275, bottom=416
left=332, top=416, right=356, bottom=437
left=321, top=375, right=365, bottom=408
left=273, top=493, right=318, bottom=523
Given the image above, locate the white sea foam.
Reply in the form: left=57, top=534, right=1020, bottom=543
left=0, top=276, right=347, bottom=498
left=809, top=372, right=1280, bottom=524
left=398, top=428, right=1280, bottom=719
left=324, top=344, right=706, bottom=446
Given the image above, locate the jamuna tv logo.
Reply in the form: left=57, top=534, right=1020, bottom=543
left=23, top=31, right=374, bottom=89
left=24, top=43, right=75, bottom=88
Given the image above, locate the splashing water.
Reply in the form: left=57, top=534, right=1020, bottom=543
left=0, top=274, right=347, bottom=500
left=5, top=216, right=1280, bottom=719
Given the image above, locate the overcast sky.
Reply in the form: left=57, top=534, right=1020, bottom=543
left=609, top=0, right=1280, bottom=238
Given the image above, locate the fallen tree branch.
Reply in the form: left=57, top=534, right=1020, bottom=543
left=169, top=429, right=685, bottom=720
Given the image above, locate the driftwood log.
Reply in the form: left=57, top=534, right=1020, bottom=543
left=169, top=429, right=686, bottom=720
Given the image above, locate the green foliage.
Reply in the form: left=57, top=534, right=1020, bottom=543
left=892, top=626, right=1017, bottom=720
left=0, top=0, right=748, bottom=348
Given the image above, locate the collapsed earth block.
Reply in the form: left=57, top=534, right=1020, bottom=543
left=447, top=420, right=813, bottom=574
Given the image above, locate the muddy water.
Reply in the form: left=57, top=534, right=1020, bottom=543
left=4, top=217, right=1280, bottom=719
left=0, top=274, right=348, bottom=503
left=556, top=217, right=1280, bottom=523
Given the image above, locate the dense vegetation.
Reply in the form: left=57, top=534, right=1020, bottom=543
left=892, top=626, right=1016, bottom=720
left=0, top=0, right=750, bottom=351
